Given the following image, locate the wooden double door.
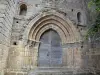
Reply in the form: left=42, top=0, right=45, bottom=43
left=38, top=29, right=62, bottom=67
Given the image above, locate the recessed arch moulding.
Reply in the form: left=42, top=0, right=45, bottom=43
left=22, top=12, right=83, bottom=69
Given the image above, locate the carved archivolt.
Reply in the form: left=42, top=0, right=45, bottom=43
left=28, top=15, right=81, bottom=44
left=22, top=12, right=81, bottom=45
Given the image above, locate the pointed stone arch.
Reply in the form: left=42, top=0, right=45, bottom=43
left=27, top=14, right=81, bottom=44
left=23, top=12, right=82, bottom=44
left=22, top=13, right=82, bottom=68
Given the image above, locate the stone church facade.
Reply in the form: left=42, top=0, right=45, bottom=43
left=0, top=0, right=100, bottom=75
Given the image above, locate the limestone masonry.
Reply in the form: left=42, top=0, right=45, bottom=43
left=0, top=0, right=100, bottom=75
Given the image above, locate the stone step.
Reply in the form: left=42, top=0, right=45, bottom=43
left=29, top=67, right=73, bottom=75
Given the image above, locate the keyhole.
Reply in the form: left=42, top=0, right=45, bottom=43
left=47, top=52, right=49, bottom=56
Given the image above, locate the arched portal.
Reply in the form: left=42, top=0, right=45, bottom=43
left=24, top=14, right=82, bottom=68
left=38, top=29, right=62, bottom=67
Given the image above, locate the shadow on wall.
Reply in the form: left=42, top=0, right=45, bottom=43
left=19, top=4, right=27, bottom=16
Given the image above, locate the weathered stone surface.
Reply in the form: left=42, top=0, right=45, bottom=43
left=0, top=0, right=99, bottom=75
left=0, top=0, right=16, bottom=74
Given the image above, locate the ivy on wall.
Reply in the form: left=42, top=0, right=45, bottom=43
left=86, top=0, right=100, bottom=40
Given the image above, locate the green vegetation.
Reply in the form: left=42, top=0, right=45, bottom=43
left=87, top=0, right=100, bottom=40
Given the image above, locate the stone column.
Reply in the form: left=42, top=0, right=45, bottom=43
left=32, top=47, right=38, bottom=67
left=62, top=42, right=82, bottom=69
left=62, top=43, right=74, bottom=68
left=33, top=42, right=40, bottom=67
left=62, top=47, right=68, bottom=66
left=27, top=40, right=40, bottom=69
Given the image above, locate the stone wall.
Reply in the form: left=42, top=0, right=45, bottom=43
left=85, top=40, right=100, bottom=74
left=0, top=0, right=96, bottom=75
left=7, top=0, right=89, bottom=75
left=0, top=0, right=16, bottom=75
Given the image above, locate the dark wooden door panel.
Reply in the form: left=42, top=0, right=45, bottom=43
left=38, top=29, right=62, bottom=67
